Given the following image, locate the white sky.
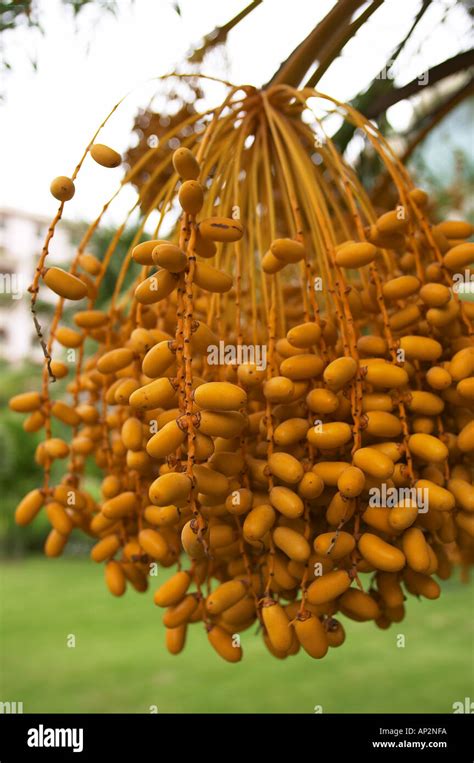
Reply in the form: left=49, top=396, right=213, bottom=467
left=0, top=0, right=469, bottom=223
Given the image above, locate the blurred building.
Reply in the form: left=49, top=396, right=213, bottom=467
left=0, top=208, right=77, bottom=362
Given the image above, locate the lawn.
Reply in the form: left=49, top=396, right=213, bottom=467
left=0, top=557, right=473, bottom=714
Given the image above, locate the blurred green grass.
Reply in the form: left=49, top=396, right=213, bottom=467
left=1, top=557, right=473, bottom=714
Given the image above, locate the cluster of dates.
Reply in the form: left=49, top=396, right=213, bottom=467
left=9, top=99, right=474, bottom=661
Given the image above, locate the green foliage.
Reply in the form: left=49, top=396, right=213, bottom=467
left=0, top=408, right=45, bottom=555
left=0, top=361, right=75, bottom=554
left=93, top=225, right=140, bottom=310
left=0, top=361, right=45, bottom=553
left=0, top=357, right=105, bottom=555
left=70, top=222, right=141, bottom=310
left=0, top=2, right=36, bottom=36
